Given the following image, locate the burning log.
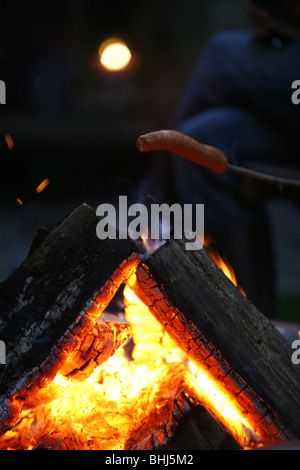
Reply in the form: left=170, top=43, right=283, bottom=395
left=124, top=372, right=242, bottom=451
left=1, top=202, right=299, bottom=450
left=0, top=204, right=139, bottom=436
left=168, top=402, right=243, bottom=451
left=59, top=319, right=132, bottom=381
left=131, top=238, right=300, bottom=446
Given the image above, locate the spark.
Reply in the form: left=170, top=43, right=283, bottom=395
left=4, top=134, right=14, bottom=150
left=36, top=178, right=50, bottom=194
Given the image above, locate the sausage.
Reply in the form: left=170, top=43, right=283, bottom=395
left=136, top=129, right=228, bottom=174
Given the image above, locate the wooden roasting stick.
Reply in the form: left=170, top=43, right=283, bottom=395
left=131, top=239, right=300, bottom=446
left=137, top=129, right=300, bottom=187
left=0, top=204, right=139, bottom=435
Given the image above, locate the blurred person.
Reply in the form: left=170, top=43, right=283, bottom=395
left=171, top=0, right=300, bottom=317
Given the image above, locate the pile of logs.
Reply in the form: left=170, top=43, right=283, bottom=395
left=0, top=204, right=300, bottom=450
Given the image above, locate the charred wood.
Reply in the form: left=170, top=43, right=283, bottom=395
left=59, top=319, right=132, bottom=381
left=124, top=373, right=241, bottom=450
left=0, top=204, right=139, bottom=435
left=132, top=239, right=300, bottom=445
left=168, top=404, right=242, bottom=451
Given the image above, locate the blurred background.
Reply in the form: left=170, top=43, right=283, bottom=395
left=0, top=0, right=299, bottom=323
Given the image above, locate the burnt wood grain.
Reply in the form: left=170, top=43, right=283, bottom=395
left=124, top=371, right=241, bottom=451
left=132, top=239, right=300, bottom=444
left=0, top=204, right=139, bottom=435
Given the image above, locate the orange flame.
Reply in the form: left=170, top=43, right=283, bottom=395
left=205, top=244, right=246, bottom=296
left=0, top=247, right=261, bottom=450
left=0, top=276, right=261, bottom=450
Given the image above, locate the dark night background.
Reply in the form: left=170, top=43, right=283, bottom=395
left=0, top=0, right=299, bottom=323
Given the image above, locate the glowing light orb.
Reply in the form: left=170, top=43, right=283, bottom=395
left=99, top=38, right=132, bottom=72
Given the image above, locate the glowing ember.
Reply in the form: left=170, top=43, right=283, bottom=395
left=124, top=276, right=259, bottom=447
left=0, top=266, right=261, bottom=450
left=0, top=244, right=265, bottom=450
left=16, top=198, right=23, bottom=206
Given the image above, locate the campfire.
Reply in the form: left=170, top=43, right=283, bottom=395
left=0, top=204, right=300, bottom=451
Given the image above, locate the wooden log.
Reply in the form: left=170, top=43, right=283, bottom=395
left=131, top=239, right=300, bottom=445
left=124, top=372, right=241, bottom=450
left=59, top=319, right=132, bottom=381
left=0, top=204, right=139, bottom=435
left=168, top=404, right=242, bottom=451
